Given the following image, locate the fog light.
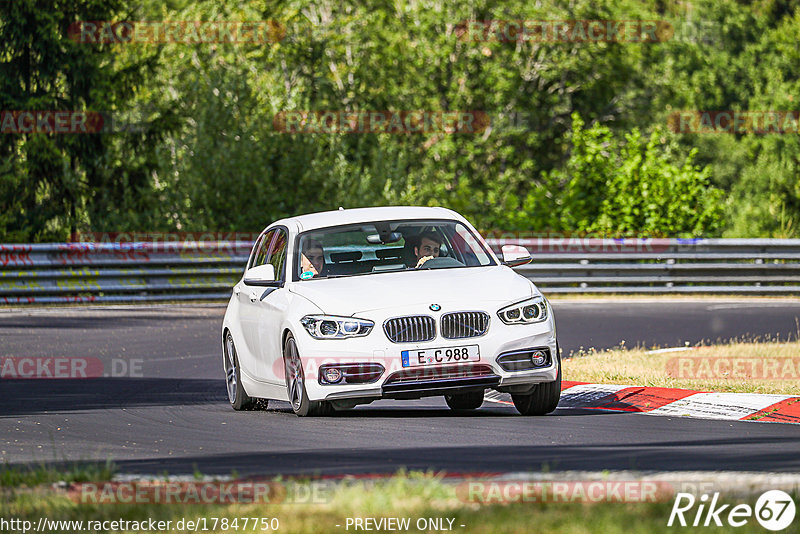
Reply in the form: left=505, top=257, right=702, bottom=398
left=530, top=350, right=548, bottom=366
left=322, top=367, right=343, bottom=384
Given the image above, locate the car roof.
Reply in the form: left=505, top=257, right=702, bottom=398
left=270, top=206, right=468, bottom=233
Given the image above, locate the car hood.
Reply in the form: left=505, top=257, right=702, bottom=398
left=288, top=266, right=536, bottom=315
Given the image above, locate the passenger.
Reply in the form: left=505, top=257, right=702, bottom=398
left=300, top=239, right=326, bottom=277
left=414, top=232, right=443, bottom=268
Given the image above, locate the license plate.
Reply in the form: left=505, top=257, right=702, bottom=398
left=401, top=345, right=480, bottom=367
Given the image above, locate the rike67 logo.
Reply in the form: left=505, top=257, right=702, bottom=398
left=668, top=490, right=796, bottom=531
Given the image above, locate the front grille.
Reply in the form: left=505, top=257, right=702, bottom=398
left=384, top=364, right=495, bottom=384
left=441, top=311, right=489, bottom=339
left=383, top=315, right=436, bottom=343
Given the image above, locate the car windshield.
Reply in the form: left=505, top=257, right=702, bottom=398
left=295, top=219, right=495, bottom=280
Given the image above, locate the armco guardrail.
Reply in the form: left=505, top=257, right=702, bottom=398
left=1, top=238, right=799, bottom=304
left=0, top=242, right=250, bottom=304
left=489, top=238, right=800, bottom=294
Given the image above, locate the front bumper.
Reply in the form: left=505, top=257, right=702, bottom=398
left=381, top=373, right=501, bottom=400
left=293, top=315, right=558, bottom=402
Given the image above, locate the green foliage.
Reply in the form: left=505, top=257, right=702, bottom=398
left=0, top=0, right=176, bottom=241
left=540, top=114, right=723, bottom=236
left=2, top=0, right=799, bottom=239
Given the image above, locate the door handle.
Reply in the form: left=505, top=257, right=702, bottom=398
left=249, top=290, right=260, bottom=302
left=234, top=286, right=241, bottom=297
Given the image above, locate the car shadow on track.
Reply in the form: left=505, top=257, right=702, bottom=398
left=0, top=378, right=225, bottom=416
left=26, top=433, right=800, bottom=477
left=266, top=405, right=516, bottom=418
left=262, top=400, right=618, bottom=418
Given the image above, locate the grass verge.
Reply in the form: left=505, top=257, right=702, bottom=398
left=0, top=461, right=115, bottom=488
left=0, top=471, right=786, bottom=533
left=563, top=340, right=800, bottom=394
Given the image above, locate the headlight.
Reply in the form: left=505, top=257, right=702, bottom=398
left=300, top=315, right=374, bottom=339
left=497, top=296, right=548, bottom=325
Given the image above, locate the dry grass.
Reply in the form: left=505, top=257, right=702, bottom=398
left=562, top=341, right=800, bottom=395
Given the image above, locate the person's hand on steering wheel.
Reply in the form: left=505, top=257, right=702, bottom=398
left=415, top=255, right=434, bottom=268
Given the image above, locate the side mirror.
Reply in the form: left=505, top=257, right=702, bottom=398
left=244, top=264, right=279, bottom=286
left=501, top=245, right=532, bottom=267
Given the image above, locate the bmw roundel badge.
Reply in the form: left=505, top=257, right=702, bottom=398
left=429, top=304, right=441, bottom=312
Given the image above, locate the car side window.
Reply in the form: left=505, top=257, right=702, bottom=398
left=263, top=229, right=288, bottom=280
left=249, top=230, right=275, bottom=270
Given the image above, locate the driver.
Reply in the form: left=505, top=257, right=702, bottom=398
left=300, top=239, right=326, bottom=277
left=414, top=232, right=443, bottom=268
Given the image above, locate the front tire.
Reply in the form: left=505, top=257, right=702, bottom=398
left=224, top=332, right=259, bottom=410
left=445, top=391, right=484, bottom=410
left=511, top=344, right=561, bottom=416
left=283, top=334, right=332, bottom=417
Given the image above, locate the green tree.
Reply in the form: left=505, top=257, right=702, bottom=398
left=0, top=0, right=174, bottom=241
left=5, top=0, right=800, bottom=240
left=540, top=114, right=723, bottom=236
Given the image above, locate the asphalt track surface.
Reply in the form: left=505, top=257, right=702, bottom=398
left=1, top=299, right=799, bottom=476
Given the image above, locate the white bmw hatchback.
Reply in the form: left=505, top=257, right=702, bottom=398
left=222, top=206, right=560, bottom=416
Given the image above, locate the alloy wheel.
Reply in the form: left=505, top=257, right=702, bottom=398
left=224, top=333, right=237, bottom=404
left=284, top=339, right=304, bottom=412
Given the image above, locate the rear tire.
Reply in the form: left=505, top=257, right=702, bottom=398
left=445, top=391, right=484, bottom=410
left=283, top=334, right=333, bottom=417
left=224, top=332, right=259, bottom=411
left=511, top=343, right=561, bottom=416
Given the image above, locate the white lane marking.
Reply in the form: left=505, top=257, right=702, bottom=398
left=707, top=303, right=800, bottom=310
left=646, top=347, right=694, bottom=354
left=488, top=384, right=799, bottom=424
left=646, top=392, right=794, bottom=420
left=483, top=392, right=512, bottom=405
